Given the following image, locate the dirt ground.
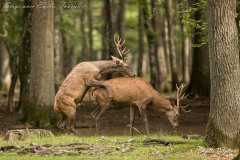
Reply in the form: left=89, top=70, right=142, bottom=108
left=0, top=91, right=210, bottom=136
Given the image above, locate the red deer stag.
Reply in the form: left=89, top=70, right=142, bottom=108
left=90, top=77, right=190, bottom=136
left=54, top=36, right=135, bottom=135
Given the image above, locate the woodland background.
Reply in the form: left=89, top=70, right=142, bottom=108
left=0, top=0, right=240, bottom=149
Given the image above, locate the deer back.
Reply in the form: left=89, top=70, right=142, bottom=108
left=92, top=77, right=153, bottom=105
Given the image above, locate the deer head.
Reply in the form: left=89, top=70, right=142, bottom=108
left=165, top=84, right=190, bottom=128
left=111, top=36, right=135, bottom=77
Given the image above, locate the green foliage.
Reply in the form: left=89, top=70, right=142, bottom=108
left=179, top=0, right=207, bottom=47
left=0, top=0, right=23, bottom=51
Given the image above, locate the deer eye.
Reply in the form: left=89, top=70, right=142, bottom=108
left=116, top=61, right=121, bottom=65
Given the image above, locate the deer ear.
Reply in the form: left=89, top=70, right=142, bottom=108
left=111, top=55, right=121, bottom=61
left=111, top=55, right=123, bottom=65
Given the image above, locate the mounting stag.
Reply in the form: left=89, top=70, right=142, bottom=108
left=54, top=36, right=135, bottom=135
left=90, top=77, right=190, bottom=136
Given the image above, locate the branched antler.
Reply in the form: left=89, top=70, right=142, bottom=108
left=176, top=84, right=191, bottom=113
left=114, top=35, right=130, bottom=61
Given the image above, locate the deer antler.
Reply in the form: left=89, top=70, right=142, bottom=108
left=176, top=84, right=191, bottom=113
left=114, top=35, right=130, bottom=61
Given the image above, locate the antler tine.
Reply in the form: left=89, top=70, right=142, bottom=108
left=176, top=83, right=191, bottom=113
left=179, top=83, right=185, bottom=95
left=113, top=35, right=130, bottom=61
left=181, top=92, right=189, bottom=100
left=122, top=47, right=127, bottom=53
left=120, top=39, right=126, bottom=46
left=181, top=104, right=191, bottom=112
left=114, top=35, right=117, bottom=43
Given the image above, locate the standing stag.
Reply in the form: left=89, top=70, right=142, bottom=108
left=90, top=77, right=190, bottom=136
left=54, top=36, right=135, bottom=135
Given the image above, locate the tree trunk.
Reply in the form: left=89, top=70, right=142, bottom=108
left=0, top=0, right=11, bottom=91
left=205, top=0, right=240, bottom=148
left=140, top=0, right=159, bottom=89
left=179, top=0, right=190, bottom=83
left=187, top=1, right=210, bottom=97
left=105, top=0, right=114, bottom=58
left=116, top=0, right=126, bottom=39
left=18, top=0, right=32, bottom=113
left=26, top=0, right=55, bottom=127
left=163, top=15, right=172, bottom=90
left=80, top=0, right=87, bottom=61
left=164, top=0, right=178, bottom=90
left=137, top=3, right=144, bottom=77
left=151, top=0, right=168, bottom=92
left=54, top=6, right=61, bottom=92
left=101, top=4, right=107, bottom=60
left=87, top=0, right=94, bottom=60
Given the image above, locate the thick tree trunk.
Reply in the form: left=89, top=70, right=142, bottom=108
left=165, top=0, right=178, bottom=90
left=17, top=0, right=32, bottom=113
left=26, top=0, right=55, bottom=127
left=0, top=0, right=11, bottom=91
left=137, top=4, right=144, bottom=77
left=205, top=0, right=240, bottom=148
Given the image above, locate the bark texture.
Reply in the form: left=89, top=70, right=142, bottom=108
left=0, top=0, right=11, bottom=91
left=205, top=0, right=240, bottom=147
left=27, top=0, right=55, bottom=126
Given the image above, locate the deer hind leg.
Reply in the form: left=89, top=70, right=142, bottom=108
left=65, top=106, right=80, bottom=136
left=129, top=105, right=137, bottom=136
left=86, top=79, right=114, bottom=102
left=57, top=114, right=68, bottom=133
left=91, top=107, right=101, bottom=119
left=94, top=104, right=111, bottom=135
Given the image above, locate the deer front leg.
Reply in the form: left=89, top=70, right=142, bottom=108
left=130, top=105, right=137, bottom=136
left=86, top=79, right=114, bottom=102
left=139, top=105, right=150, bottom=135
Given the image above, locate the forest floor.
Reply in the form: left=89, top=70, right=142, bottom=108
left=0, top=91, right=210, bottom=136
left=0, top=91, right=239, bottom=159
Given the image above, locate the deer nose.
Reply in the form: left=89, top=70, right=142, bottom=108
left=174, top=124, right=179, bottom=129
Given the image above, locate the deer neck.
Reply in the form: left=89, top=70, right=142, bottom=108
left=151, top=91, right=172, bottom=112
left=93, top=60, right=117, bottom=72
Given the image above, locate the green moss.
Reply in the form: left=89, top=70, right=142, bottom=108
left=204, top=118, right=237, bottom=148
left=24, top=103, right=56, bottom=128
left=0, top=134, right=211, bottom=160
